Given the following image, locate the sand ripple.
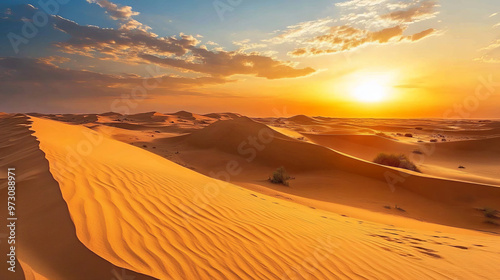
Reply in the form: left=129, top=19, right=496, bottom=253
left=30, top=117, right=500, bottom=280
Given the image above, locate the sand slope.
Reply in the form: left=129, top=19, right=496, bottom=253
left=0, top=114, right=153, bottom=280
left=157, top=117, right=500, bottom=231
left=304, top=133, right=500, bottom=185
left=29, top=116, right=500, bottom=279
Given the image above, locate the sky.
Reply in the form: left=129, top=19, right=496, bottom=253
left=0, top=0, right=499, bottom=117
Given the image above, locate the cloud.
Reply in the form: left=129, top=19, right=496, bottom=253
left=265, top=18, right=334, bottom=45
left=232, top=39, right=267, bottom=53
left=0, top=4, right=38, bottom=23
left=407, top=28, right=436, bottom=41
left=51, top=15, right=314, bottom=79
left=289, top=25, right=437, bottom=57
left=1, top=3, right=315, bottom=83
left=87, top=0, right=138, bottom=20
left=139, top=51, right=315, bottom=79
left=380, top=0, right=438, bottom=24
left=86, top=0, right=150, bottom=31
left=273, top=0, right=440, bottom=57
left=38, top=55, right=71, bottom=66
left=476, top=39, right=500, bottom=63
left=333, top=0, right=438, bottom=29
left=53, top=16, right=195, bottom=58
left=0, top=57, right=230, bottom=92
left=335, top=0, right=388, bottom=8
left=0, top=56, right=238, bottom=112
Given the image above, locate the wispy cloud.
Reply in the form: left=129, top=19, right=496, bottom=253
left=476, top=39, right=500, bottom=63
left=0, top=56, right=231, bottom=107
left=53, top=15, right=196, bottom=58
left=86, top=0, right=150, bottom=31
left=380, top=0, right=438, bottom=24
left=335, top=0, right=388, bottom=8
left=289, top=25, right=437, bottom=57
left=39, top=0, right=313, bottom=80
left=265, top=18, right=334, bottom=45
left=51, top=15, right=314, bottom=79
left=270, top=0, right=440, bottom=57
left=0, top=57, right=229, bottom=86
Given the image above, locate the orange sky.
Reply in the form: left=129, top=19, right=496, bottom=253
left=1, top=0, right=499, bottom=117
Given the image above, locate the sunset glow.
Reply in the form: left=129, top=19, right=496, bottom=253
left=352, top=80, right=389, bottom=103
left=0, top=0, right=499, bottom=118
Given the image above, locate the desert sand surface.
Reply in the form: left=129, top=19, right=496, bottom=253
left=1, top=112, right=500, bottom=279
left=0, top=114, right=154, bottom=280
left=83, top=113, right=500, bottom=232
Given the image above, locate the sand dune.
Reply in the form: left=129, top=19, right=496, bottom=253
left=169, top=110, right=206, bottom=121
left=287, top=114, right=321, bottom=125
left=124, top=111, right=214, bottom=124
left=304, top=133, right=500, bottom=185
left=257, top=117, right=500, bottom=143
left=3, top=113, right=498, bottom=279
left=123, top=112, right=171, bottom=123
left=56, top=115, right=499, bottom=229
left=155, top=117, right=500, bottom=232
left=303, top=134, right=413, bottom=157
left=25, top=116, right=500, bottom=279
left=29, top=113, right=99, bottom=124
left=436, top=136, right=500, bottom=155
left=203, top=112, right=242, bottom=120
left=0, top=114, right=153, bottom=280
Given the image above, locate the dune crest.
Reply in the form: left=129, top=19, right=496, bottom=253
left=28, top=116, right=500, bottom=279
left=0, top=114, right=153, bottom=280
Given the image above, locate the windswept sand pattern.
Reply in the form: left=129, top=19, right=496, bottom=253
left=0, top=114, right=154, bottom=280
left=30, top=117, right=500, bottom=280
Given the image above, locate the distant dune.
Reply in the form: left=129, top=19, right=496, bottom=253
left=154, top=117, right=500, bottom=231
left=203, top=112, right=242, bottom=120
left=304, top=133, right=500, bottom=185
left=287, top=114, right=321, bottom=125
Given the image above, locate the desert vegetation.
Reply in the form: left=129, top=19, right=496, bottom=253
left=412, top=149, right=424, bottom=155
left=373, top=153, right=421, bottom=172
left=269, top=167, right=291, bottom=186
left=479, top=207, right=500, bottom=226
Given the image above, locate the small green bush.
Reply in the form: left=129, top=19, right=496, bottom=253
left=373, top=153, right=421, bottom=172
left=269, top=167, right=290, bottom=186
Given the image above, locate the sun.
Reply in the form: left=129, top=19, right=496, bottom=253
left=352, top=80, right=388, bottom=103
